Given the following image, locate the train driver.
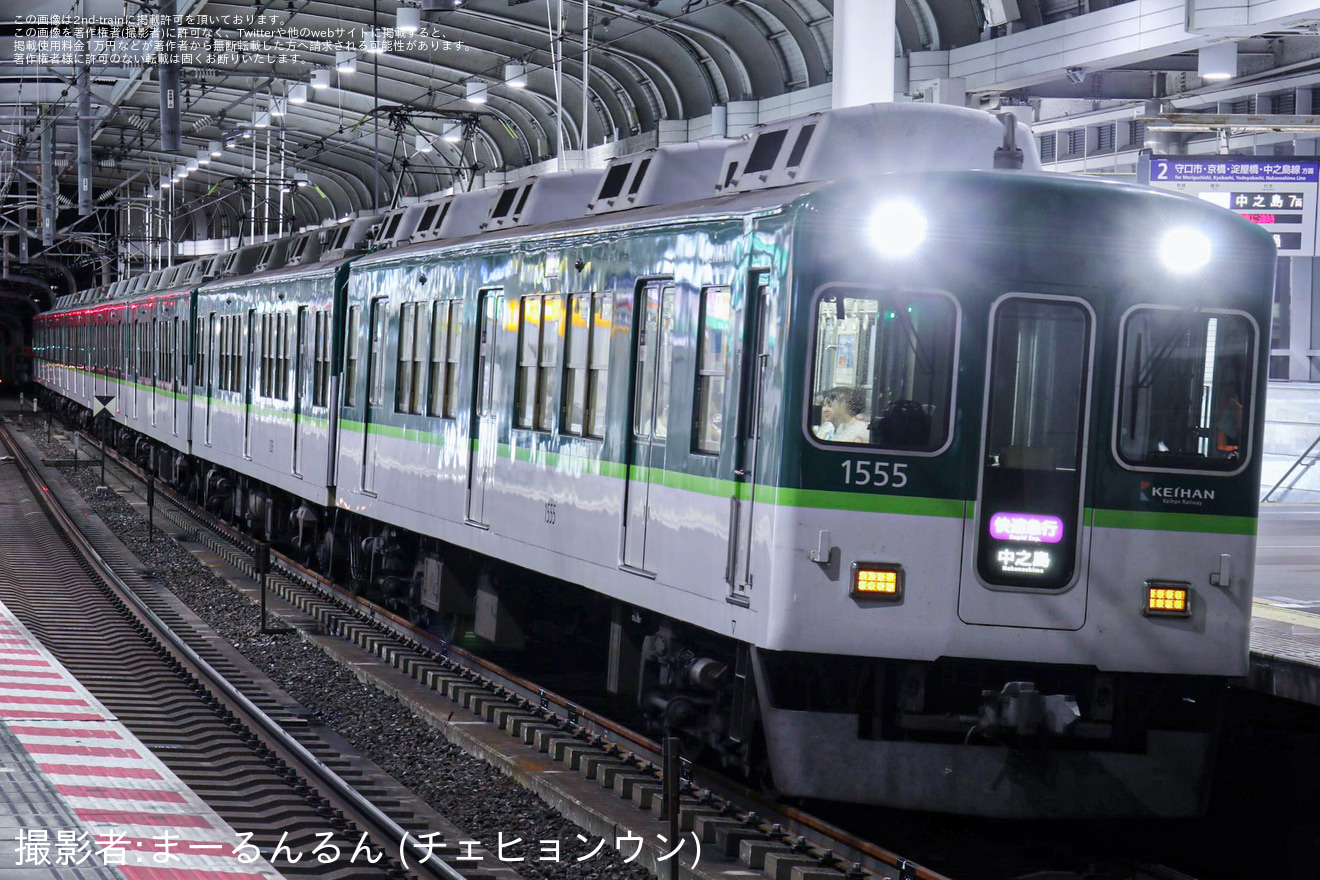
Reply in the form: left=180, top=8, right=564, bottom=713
left=815, top=386, right=870, bottom=443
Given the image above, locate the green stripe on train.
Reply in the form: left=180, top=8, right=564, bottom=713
left=1090, top=508, right=1257, bottom=536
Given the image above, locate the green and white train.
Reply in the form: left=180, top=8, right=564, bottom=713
left=35, top=103, right=1276, bottom=817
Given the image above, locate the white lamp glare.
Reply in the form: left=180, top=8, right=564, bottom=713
left=1198, top=42, right=1237, bottom=82
left=288, top=83, right=309, bottom=105
left=396, top=5, right=421, bottom=33
left=504, top=62, right=526, bottom=88
left=416, top=133, right=433, bottom=153
left=311, top=69, right=331, bottom=90
left=336, top=51, right=358, bottom=74
left=209, top=139, right=223, bottom=157
left=869, top=200, right=928, bottom=257
left=441, top=122, right=462, bottom=143
left=465, top=80, right=488, bottom=104
left=197, top=147, right=210, bottom=166
left=1159, top=228, right=1212, bottom=273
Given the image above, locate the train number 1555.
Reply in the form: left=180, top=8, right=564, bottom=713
left=841, top=460, right=908, bottom=488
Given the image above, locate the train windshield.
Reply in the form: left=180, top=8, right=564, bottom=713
left=1116, top=308, right=1255, bottom=473
left=808, top=287, right=956, bottom=451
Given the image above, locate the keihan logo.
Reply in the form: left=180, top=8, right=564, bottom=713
left=1141, top=481, right=1215, bottom=503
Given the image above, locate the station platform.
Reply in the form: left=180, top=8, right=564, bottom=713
left=1249, top=504, right=1320, bottom=707
left=0, top=596, right=284, bottom=880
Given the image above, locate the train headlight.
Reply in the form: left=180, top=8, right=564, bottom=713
left=1159, top=228, right=1211, bottom=273
left=1143, top=580, right=1192, bottom=617
left=851, top=562, right=904, bottom=601
left=870, top=201, right=927, bottom=257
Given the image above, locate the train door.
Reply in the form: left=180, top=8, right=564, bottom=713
left=172, top=316, right=181, bottom=436
left=360, top=297, right=387, bottom=494
left=726, top=272, right=769, bottom=604
left=957, top=294, right=1096, bottom=630
left=622, top=282, right=675, bottom=573
left=133, top=318, right=142, bottom=419
left=293, top=306, right=308, bottom=476
left=150, top=317, right=159, bottom=428
left=466, top=290, right=500, bottom=526
left=205, top=313, right=216, bottom=445
left=244, top=309, right=255, bottom=459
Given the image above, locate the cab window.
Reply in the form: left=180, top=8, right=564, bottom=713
left=808, top=287, right=956, bottom=452
left=1116, top=308, right=1255, bottom=472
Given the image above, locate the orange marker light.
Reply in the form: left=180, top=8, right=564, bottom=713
left=1144, top=582, right=1191, bottom=617
left=851, top=563, right=904, bottom=601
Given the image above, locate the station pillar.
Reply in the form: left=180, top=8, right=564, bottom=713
left=833, top=0, right=896, bottom=109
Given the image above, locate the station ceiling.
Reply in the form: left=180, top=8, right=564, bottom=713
left=5, top=0, right=1320, bottom=309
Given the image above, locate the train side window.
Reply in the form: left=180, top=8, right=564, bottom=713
left=260, top=314, right=271, bottom=397
left=563, top=293, right=591, bottom=435
left=427, top=301, right=449, bottom=417
left=1115, top=308, right=1255, bottom=473
left=345, top=306, right=361, bottom=406
left=587, top=293, right=612, bottom=438
left=279, top=312, right=292, bottom=401
left=515, top=296, right=541, bottom=429
left=694, top=286, right=731, bottom=454
left=396, top=302, right=426, bottom=414
left=537, top=295, right=563, bottom=432
left=807, top=288, right=957, bottom=452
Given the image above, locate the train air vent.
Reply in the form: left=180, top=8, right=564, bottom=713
left=715, top=104, right=1042, bottom=196
left=588, top=142, right=731, bottom=217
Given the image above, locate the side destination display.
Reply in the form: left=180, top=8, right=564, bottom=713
left=1146, top=155, right=1318, bottom=256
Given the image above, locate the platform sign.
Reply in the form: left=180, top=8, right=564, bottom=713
left=1148, top=156, right=1319, bottom=256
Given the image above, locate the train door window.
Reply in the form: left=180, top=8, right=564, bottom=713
left=515, top=296, right=541, bottom=429
left=155, top=319, right=164, bottom=384
left=807, top=287, right=958, bottom=452
left=232, top=315, right=243, bottom=391
left=634, top=287, right=676, bottom=439
left=195, top=317, right=205, bottom=385
left=427, top=301, right=449, bottom=417
left=976, top=297, right=1092, bottom=591
left=219, top=317, right=229, bottom=391
left=694, top=286, right=732, bottom=453
left=368, top=301, right=387, bottom=407
left=563, top=293, right=591, bottom=435
left=444, top=301, right=461, bottom=418
left=1115, top=308, right=1255, bottom=473
left=537, top=295, right=563, bottom=432
left=345, top=306, right=361, bottom=406
left=587, top=292, right=612, bottom=438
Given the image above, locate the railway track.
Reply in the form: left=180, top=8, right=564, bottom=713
left=0, top=417, right=486, bottom=880
left=22, top=411, right=948, bottom=880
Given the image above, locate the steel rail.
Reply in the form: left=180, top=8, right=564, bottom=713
left=0, top=420, right=468, bottom=880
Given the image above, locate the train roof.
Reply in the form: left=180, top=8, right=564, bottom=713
left=52, top=103, right=1039, bottom=312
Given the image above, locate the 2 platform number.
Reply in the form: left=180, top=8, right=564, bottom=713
left=841, top=459, right=908, bottom=489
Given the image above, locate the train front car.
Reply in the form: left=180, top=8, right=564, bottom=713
left=762, top=169, right=1274, bottom=816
